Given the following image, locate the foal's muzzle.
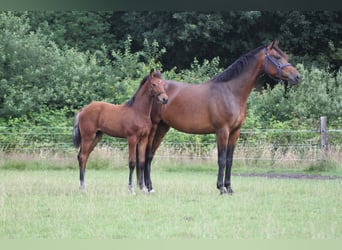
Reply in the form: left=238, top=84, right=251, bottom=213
left=155, top=92, right=168, bottom=104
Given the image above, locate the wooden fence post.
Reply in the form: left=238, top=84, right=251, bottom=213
left=320, top=116, right=328, bottom=161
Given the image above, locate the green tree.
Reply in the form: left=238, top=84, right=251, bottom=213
left=22, top=11, right=115, bottom=53
left=0, top=12, right=117, bottom=119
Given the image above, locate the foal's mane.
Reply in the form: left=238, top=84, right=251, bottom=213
left=125, top=71, right=162, bottom=107
left=211, top=45, right=265, bottom=83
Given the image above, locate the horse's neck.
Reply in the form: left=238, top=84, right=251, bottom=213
left=227, top=58, right=263, bottom=102
left=132, top=85, right=153, bottom=117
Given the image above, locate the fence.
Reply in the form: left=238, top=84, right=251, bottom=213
left=0, top=116, right=341, bottom=167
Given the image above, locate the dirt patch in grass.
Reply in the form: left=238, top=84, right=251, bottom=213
left=234, top=173, right=342, bottom=180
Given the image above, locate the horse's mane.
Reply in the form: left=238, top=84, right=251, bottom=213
left=211, top=45, right=266, bottom=83
left=125, top=71, right=162, bottom=107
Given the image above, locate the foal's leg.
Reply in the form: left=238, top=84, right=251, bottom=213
left=216, top=128, right=229, bottom=195
left=145, top=121, right=170, bottom=192
left=78, top=132, right=102, bottom=190
left=78, top=139, right=93, bottom=190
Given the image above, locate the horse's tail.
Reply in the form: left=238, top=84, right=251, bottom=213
left=72, top=112, right=81, bottom=148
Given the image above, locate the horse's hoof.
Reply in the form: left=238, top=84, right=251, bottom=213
left=79, top=185, right=86, bottom=192
left=149, top=189, right=155, bottom=194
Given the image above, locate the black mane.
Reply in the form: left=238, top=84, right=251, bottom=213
left=124, top=71, right=162, bottom=106
left=124, top=75, right=149, bottom=107
left=211, top=46, right=265, bottom=83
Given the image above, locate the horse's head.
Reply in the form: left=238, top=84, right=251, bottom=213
left=263, top=40, right=300, bottom=85
left=148, top=69, right=168, bottom=104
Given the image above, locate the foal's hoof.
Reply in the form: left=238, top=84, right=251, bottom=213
left=219, top=187, right=227, bottom=195
left=219, top=187, right=233, bottom=195
left=141, top=186, right=149, bottom=194
left=128, top=185, right=136, bottom=195
left=148, top=189, right=155, bottom=194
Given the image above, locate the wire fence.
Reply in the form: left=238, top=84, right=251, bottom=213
left=0, top=126, right=341, bottom=166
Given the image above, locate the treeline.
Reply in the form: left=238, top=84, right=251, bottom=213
left=0, top=11, right=341, bottom=144
left=22, top=11, right=342, bottom=72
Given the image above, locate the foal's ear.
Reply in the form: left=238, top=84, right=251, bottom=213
left=150, top=69, right=155, bottom=78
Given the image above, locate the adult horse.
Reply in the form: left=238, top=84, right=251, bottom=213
left=73, top=69, right=168, bottom=194
left=144, top=40, right=300, bottom=195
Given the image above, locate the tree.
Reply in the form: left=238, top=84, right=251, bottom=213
left=22, top=11, right=115, bottom=53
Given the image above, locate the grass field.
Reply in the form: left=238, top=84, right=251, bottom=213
left=0, top=164, right=341, bottom=239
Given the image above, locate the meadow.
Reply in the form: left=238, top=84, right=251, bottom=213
left=0, top=158, right=341, bottom=239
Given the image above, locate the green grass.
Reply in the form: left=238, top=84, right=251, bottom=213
left=0, top=168, right=341, bottom=239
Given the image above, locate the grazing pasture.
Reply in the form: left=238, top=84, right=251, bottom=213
left=0, top=167, right=341, bottom=239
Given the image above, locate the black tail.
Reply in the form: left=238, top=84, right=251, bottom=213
left=72, top=112, right=81, bottom=148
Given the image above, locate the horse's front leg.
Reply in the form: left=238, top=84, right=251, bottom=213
left=128, top=138, right=138, bottom=195
left=216, top=128, right=229, bottom=195
left=224, top=131, right=240, bottom=195
left=144, top=124, right=158, bottom=193
left=144, top=121, right=170, bottom=193
left=224, top=145, right=235, bottom=195
left=217, top=147, right=228, bottom=194
left=138, top=137, right=149, bottom=193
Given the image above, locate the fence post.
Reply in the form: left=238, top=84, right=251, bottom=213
left=320, top=116, right=328, bottom=161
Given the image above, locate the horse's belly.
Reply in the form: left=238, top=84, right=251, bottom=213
left=163, top=116, right=214, bottom=134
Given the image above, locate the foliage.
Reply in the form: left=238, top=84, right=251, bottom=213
left=0, top=12, right=118, bottom=119
left=245, top=64, right=342, bottom=130
left=0, top=11, right=341, bottom=156
left=23, top=11, right=115, bottom=53
left=14, top=11, right=341, bottom=73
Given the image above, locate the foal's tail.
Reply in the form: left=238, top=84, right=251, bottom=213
left=72, top=112, right=81, bottom=148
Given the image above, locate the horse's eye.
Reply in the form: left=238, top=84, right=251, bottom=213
left=274, top=55, right=281, bottom=60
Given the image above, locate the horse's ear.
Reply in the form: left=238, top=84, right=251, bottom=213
left=150, top=69, right=155, bottom=77
left=268, top=39, right=279, bottom=49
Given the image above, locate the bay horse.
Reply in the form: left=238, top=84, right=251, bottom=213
left=144, top=40, right=300, bottom=195
left=72, top=69, right=168, bottom=194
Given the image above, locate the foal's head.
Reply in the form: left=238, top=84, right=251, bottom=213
left=148, top=69, right=168, bottom=104
left=262, top=40, right=300, bottom=85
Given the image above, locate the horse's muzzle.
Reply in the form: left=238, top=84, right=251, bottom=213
left=288, top=73, right=300, bottom=85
